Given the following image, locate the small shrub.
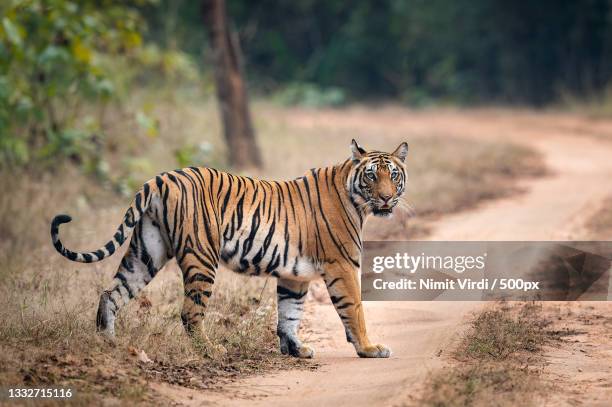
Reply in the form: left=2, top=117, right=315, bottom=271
left=419, top=304, right=554, bottom=407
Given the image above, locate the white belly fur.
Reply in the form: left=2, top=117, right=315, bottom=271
left=277, top=256, right=320, bottom=281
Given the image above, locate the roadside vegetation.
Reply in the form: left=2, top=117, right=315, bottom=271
left=418, top=303, right=559, bottom=407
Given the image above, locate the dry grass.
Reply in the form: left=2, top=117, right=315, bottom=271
left=0, top=98, right=545, bottom=403
left=418, top=303, right=558, bottom=407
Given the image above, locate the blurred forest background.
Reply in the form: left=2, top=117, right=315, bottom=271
left=3, top=0, right=612, bottom=176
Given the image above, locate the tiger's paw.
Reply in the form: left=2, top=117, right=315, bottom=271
left=280, top=339, right=315, bottom=358
left=357, top=343, right=392, bottom=358
left=295, top=344, right=315, bottom=359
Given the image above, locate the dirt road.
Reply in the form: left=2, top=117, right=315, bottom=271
left=156, top=110, right=612, bottom=406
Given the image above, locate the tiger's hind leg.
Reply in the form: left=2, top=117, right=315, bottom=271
left=178, top=251, right=218, bottom=337
left=97, top=214, right=170, bottom=338
left=277, top=279, right=313, bottom=358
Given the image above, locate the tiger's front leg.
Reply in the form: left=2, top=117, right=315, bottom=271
left=276, top=278, right=314, bottom=358
left=324, top=264, right=391, bottom=358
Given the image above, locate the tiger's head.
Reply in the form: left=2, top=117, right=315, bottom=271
left=347, top=139, right=409, bottom=217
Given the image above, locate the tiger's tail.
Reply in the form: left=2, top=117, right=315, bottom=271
left=51, top=180, right=157, bottom=263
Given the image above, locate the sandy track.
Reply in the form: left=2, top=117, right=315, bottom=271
left=157, top=110, right=612, bottom=406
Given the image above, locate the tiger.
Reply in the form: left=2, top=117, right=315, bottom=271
left=50, top=139, right=408, bottom=359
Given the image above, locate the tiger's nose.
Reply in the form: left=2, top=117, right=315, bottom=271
left=380, top=193, right=392, bottom=203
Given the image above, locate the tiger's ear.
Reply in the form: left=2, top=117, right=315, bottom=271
left=350, top=139, right=366, bottom=162
left=392, top=142, right=409, bottom=162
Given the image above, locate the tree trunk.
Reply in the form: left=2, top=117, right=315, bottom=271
left=202, top=0, right=262, bottom=169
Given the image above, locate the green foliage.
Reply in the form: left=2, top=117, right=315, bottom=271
left=272, top=82, right=346, bottom=107
left=0, top=0, right=146, bottom=169
left=135, top=110, right=160, bottom=138
left=174, top=142, right=214, bottom=168
left=134, top=44, right=200, bottom=84
left=222, top=0, right=612, bottom=105
left=0, top=0, right=204, bottom=182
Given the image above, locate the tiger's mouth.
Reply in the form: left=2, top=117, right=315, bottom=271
left=372, top=206, right=394, bottom=217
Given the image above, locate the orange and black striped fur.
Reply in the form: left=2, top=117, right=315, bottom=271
left=51, top=139, right=408, bottom=358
